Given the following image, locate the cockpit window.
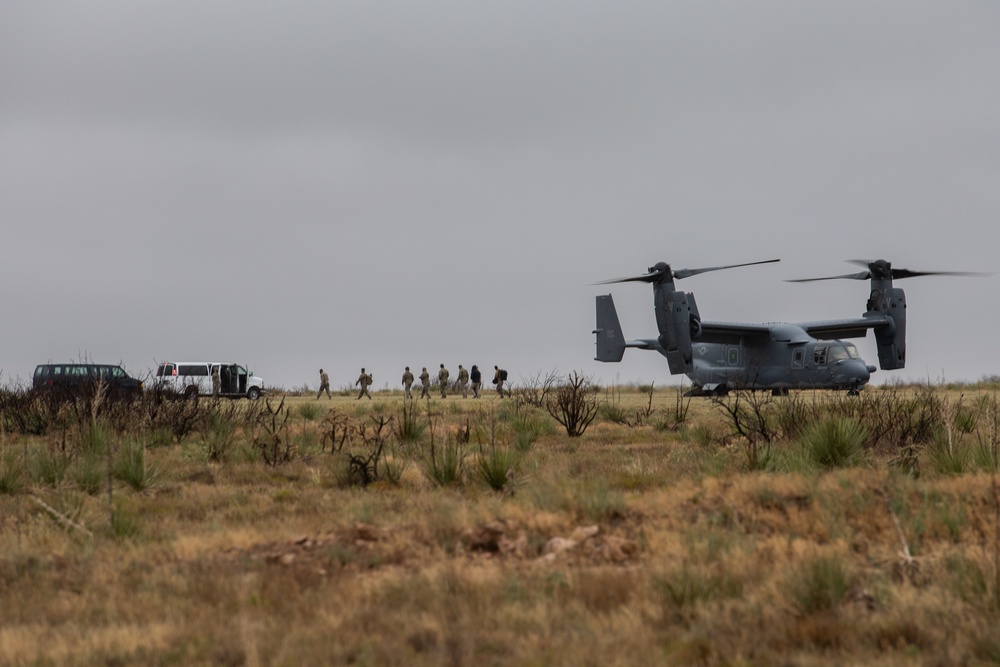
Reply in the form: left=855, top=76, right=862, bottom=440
left=827, top=346, right=850, bottom=362
left=845, top=344, right=861, bottom=359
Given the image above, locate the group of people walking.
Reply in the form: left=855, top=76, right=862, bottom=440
left=316, top=365, right=507, bottom=400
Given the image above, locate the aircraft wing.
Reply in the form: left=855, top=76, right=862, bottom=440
left=798, top=314, right=892, bottom=340
left=698, top=321, right=773, bottom=345
left=626, top=338, right=662, bottom=351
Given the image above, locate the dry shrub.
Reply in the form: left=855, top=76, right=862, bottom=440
left=251, top=397, right=293, bottom=466
left=713, top=389, right=780, bottom=470
left=545, top=371, right=600, bottom=437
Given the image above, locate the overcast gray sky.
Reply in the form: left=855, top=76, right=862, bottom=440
left=2, top=2, right=997, bottom=391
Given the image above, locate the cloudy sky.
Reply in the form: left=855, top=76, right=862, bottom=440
left=2, top=2, right=998, bottom=391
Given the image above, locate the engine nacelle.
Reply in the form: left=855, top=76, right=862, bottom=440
left=655, top=288, right=694, bottom=374
left=872, top=286, right=906, bottom=370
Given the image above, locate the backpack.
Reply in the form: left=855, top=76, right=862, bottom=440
left=499, top=369, right=508, bottom=381
left=366, top=373, right=373, bottom=384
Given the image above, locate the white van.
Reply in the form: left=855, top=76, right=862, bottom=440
left=151, top=362, right=265, bottom=399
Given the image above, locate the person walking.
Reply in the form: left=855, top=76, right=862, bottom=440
left=493, top=365, right=506, bottom=398
left=356, top=368, right=373, bottom=400
left=438, top=364, right=450, bottom=398
left=457, top=364, right=469, bottom=398
left=470, top=364, right=482, bottom=398
left=317, top=368, right=332, bottom=399
left=419, top=367, right=431, bottom=399
left=401, top=366, right=414, bottom=399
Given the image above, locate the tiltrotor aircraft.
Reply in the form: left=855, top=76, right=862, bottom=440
left=593, top=259, right=985, bottom=396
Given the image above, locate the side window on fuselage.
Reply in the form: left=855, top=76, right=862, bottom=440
left=813, top=346, right=828, bottom=365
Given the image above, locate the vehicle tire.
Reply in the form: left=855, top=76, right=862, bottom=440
left=247, top=387, right=261, bottom=400
left=184, top=385, right=199, bottom=400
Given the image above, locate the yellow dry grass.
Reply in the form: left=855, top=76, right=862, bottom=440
left=1, top=384, right=999, bottom=665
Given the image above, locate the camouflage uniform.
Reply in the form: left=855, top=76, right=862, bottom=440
left=438, top=364, right=450, bottom=398
left=401, top=367, right=414, bottom=399
left=470, top=365, right=482, bottom=398
left=356, top=368, right=372, bottom=400
left=457, top=365, right=469, bottom=398
left=419, top=368, right=431, bottom=399
left=317, top=369, right=332, bottom=399
left=212, top=365, right=221, bottom=397
left=493, top=365, right=505, bottom=398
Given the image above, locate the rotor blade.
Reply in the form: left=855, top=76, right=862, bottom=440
left=789, top=265, right=993, bottom=283
left=846, top=259, right=990, bottom=279
left=672, top=258, right=780, bottom=280
left=592, top=272, right=661, bottom=285
left=890, top=269, right=993, bottom=279
left=786, top=271, right=871, bottom=283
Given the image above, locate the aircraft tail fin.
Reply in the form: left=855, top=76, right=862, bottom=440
left=594, top=294, right=626, bottom=362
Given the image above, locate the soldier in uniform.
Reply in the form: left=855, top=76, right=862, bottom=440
left=356, top=368, right=373, bottom=400
left=438, top=364, right=450, bottom=398
left=470, top=365, right=482, bottom=398
left=212, top=365, right=221, bottom=398
left=401, top=366, right=414, bottom=399
left=493, top=365, right=505, bottom=398
left=457, top=364, right=469, bottom=398
left=317, top=368, right=332, bottom=399
left=419, top=367, right=431, bottom=398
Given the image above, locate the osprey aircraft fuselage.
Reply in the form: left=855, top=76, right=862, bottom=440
left=593, top=259, right=978, bottom=396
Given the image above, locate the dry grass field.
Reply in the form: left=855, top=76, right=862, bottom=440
left=2, top=380, right=1000, bottom=666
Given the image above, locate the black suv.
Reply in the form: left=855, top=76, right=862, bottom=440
left=32, top=364, right=144, bottom=397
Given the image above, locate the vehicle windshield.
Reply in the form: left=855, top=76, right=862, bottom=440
left=827, top=346, right=850, bottom=362
left=827, top=344, right=861, bottom=362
